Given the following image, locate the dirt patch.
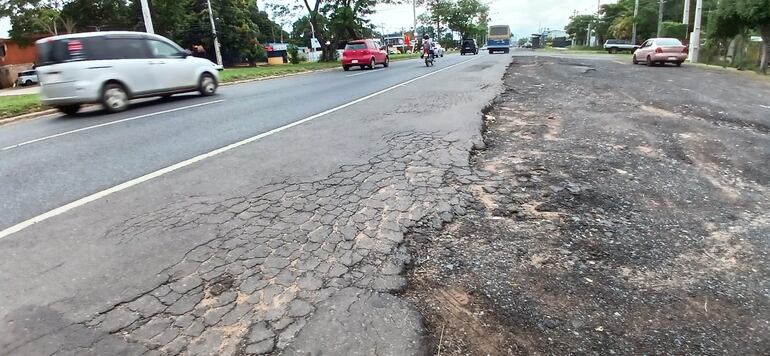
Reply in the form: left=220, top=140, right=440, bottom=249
left=403, top=57, right=770, bottom=355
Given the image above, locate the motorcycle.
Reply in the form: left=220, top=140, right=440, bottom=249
left=423, top=49, right=435, bottom=67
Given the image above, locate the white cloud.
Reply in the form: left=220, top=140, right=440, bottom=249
left=369, top=0, right=608, bottom=39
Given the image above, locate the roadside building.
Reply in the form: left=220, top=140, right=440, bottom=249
left=0, top=39, right=38, bottom=89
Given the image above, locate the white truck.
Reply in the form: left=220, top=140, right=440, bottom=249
left=604, top=39, right=640, bottom=54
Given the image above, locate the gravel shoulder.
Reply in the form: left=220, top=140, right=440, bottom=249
left=403, top=56, right=770, bottom=355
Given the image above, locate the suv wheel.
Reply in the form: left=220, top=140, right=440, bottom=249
left=102, top=83, right=129, bottom=113
left=199, top=73, right=217, bottom=96
left=24, top=80, right=32, bottom=86
left=57, top=104, right=81, bottom=116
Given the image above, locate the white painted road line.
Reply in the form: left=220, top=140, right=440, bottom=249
left=1, top=100, right=226, bottom=151
left=0, top=55, right=481, bottom=240
left=346, top=69, right=383, bottom=77
left=761, top=105, right=770, bottom=109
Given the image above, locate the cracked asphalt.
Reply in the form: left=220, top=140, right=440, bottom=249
left=0, top=53, right=509, bottom=355
left=404, top=55, right=770, bottom=355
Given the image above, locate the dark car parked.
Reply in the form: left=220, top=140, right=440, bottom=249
left=460, top=39, right=479, bottom=55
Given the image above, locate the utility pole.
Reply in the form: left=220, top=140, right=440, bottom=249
left=657, top=0, right=666, bottom=37
left=682, top=0, right=690, bottom=24
left=413, top=0, right=417, bottom=38
left=586, top=22, right=592, bottom=47
left=689, top=0, right=702, bottom=63
left=139, top=0, right=154, bottom=34
left=206, top=0, right=223, bottom=66
left=682, top=0, right=691, bottom=39
left=632, top=0, right=639, bottom=44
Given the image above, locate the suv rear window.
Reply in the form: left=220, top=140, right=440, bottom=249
left=462, top=40, right=475, bottom=47
left=345, top=42, right=367, bottom=50
left=36, top=36, right=150, bottom=66
left=36, top=37, right=97, bottom=66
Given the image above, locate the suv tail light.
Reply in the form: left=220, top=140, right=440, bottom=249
left=682, top=47, right=689, bottom=54
left=655, top=47, right=663, bottom=54
left=68, top=40, right=83, bottom=53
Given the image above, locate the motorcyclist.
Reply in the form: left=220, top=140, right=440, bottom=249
left=421, top=34, right=433, bottom=59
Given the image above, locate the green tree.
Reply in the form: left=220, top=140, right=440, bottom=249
left=1, top=0, right=67, bottom=44
left=660, top=21, right=687, bottom=38
left=737, top=0, right=770, bottom=73
left=565, top=14, right=597, bottom=45
left=60, top=0, right=133, bottom=32
left=445, top=0, right=489, bottom=40
left=291, top=0, right=395, bottom=61
left=711, top=0, right=770, bottom=73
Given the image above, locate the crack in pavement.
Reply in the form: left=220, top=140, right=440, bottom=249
left=22, top=131, right=484, bottom=355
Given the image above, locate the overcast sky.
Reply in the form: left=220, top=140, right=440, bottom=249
left=370, top=0, right=609, bottom=39
left=0, top=1, right=609, bottom=40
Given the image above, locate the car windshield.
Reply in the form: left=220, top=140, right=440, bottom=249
left=656, top=38, right=682, bottom=46
left=345, top=43, right=366, bottom=50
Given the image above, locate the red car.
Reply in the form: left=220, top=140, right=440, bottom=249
left=341, top=39, right=389, bottom=71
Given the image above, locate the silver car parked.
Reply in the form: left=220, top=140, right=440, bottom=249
left=35, top=31, right=221, bottom=115
left=16, top=70, right=39, bottom=87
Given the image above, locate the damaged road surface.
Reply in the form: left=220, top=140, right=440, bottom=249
left=405, top=55, right=770, bottom=354
left=0, top=54, right=509, bottom=355
left=3, top=50, right=768, bottom=355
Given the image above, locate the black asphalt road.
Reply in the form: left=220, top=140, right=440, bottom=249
left=0, top=53, right=483, bottom=230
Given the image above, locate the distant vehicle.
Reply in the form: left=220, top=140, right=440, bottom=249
left=460, top=39, right=479, bottom=55
left=35, top=31, right=221, bottom=115
left=632, top=38, right=688, bottom=67
left=342, top=39, right=389, bottom=71
left=604, top=39, right=639, bottom=54
left=523, top=43, right=532, bottom=49
left=384, top=36, right=407, bottom=54
left=487, top=25, right=511, bottom=54
left=431, top=43, right=445, bottom=57
left=17, top=70, right=39, bottom=87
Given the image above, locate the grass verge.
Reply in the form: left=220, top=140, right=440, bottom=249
left=220, top=62, right=341, bottom=82
left=0, top=94, right=44, bottom=120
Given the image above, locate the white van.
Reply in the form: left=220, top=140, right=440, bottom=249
left=35, top=31, right=221, bottom=115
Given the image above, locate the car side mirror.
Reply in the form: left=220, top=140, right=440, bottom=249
left=183, top=49, right=193, bottom=57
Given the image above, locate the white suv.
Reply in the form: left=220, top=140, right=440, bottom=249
left=35, top=31, right=221, bottom=115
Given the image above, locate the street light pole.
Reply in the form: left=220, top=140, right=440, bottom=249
left=139, top=0, right=154, bottom=34
left=206, top=0, right=223, bottom=66
left=631, top=0, right=639, bottom=44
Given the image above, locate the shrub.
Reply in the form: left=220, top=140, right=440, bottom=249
left=288, top=45, right=300, bottom=64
